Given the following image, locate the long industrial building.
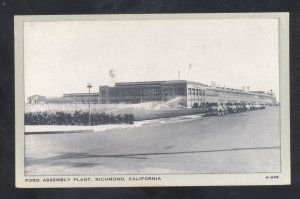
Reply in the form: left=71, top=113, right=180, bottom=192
left=99, top=80, right=276, bottom=107
left=27, top=80, right=277, bottom=107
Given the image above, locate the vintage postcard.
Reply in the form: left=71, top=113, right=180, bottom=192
left=15, top=13, right=290, bottom=187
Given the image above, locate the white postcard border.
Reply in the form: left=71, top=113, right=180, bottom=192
left=15, top=13, right=290, bottom=188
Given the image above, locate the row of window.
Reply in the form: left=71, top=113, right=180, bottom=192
left=103, top=87, right=187, bottom=97
left=101, top=87, right=273, bottom=100
left=206, top=89, right=274, bottom=100
left=188, top=88, right=205, bottom=96
left=103, top=88, right=161, bottom=97
left=258, top=95, right=273, bottom=99
left=164, top=87, right=185, bottom=96
left=144, top=88, right=160, bottom=96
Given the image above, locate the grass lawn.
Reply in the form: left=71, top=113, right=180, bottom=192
left=105, top=108, right=205, bottom=121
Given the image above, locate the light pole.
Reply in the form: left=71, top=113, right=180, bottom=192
left=87, top=83, right=92, bottom=125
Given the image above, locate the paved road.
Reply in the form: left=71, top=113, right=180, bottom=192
left=25, top=107, right=281, bottom=175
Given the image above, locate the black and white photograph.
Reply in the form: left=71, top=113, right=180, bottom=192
left=14, top=13, right=290, bottom=187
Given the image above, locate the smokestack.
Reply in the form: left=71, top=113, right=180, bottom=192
left=178, top=70, right=181, bottom=80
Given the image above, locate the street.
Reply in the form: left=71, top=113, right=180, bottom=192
left=25, top=107, right=281, bottom=175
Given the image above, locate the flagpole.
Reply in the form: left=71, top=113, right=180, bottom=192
left=189, top=63, right=192, bottom=81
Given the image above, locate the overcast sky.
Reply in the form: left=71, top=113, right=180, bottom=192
left=24, top=18, right=279, bottom=99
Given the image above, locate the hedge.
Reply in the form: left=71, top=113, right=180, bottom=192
left=25, top=111, right=134, bottom=125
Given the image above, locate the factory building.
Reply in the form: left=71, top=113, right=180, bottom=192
left=27, top=80, right=276, bottom=107
left=27, top=95, right=46, bottom=104
left=27, top=93, right=100, bottom=104
left=98, top=80, right=276, bottom=107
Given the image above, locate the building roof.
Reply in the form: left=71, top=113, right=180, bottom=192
left=44, top=97, right=76, bottom=102
left=114, top=80, right=208, bottom=87
left=185, top=80, right=207, bottom=86
left=250, top=91, right=274, bottom=96
left=115, top=81, right=166, bottom=87
left=27, top=95, right=46, bottom=99
left=63, top=93, right=99, bottom=97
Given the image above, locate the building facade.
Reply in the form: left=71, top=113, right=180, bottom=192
left=98, top=80, right=276, bottom=107
left=27, top=95, right=46, bottom=104
left=27, top=80, right=277, bottom=107
left=27, top=93, right=100, bottom=104
left=99, top=81, right=165, bottom=104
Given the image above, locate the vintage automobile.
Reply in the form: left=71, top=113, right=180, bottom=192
left=234, top=103, right=243, bottom=112
left=250, top=103, right=255, bottom=110
left=247, top=103, right=253, bottom=110
left=220, top=103, right=228, bottom=115
left=243, top=103, right=251, bottom=111
left=226, top=102, right=237, bottom=113
left=253, top=104, right=260, bottom=110
left=241, top=103, right=247, bottom=111
left=205, top=102, right=225, bottom=115
left=260, top=104, right=266, bottom=109
left=257, top=104, right=265, bottom=109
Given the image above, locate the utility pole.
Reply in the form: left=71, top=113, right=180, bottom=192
left=87, top=83, right=92, bottom=125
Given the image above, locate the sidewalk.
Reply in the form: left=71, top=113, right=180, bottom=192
left=25, top=123, right=143, bottom=134
left=25, top=114, right=204, bottom=134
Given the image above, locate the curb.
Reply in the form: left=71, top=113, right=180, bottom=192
left=25, top=129, right=94, bottom=135
left=139, top=114, right=204, bottom=125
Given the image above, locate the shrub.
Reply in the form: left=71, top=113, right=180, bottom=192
left=25, top=111, right=135, bottom=125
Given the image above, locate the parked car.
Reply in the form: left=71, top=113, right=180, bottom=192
left=240, top=103, right=245, bottom=111
left=205, top=102, right=225, bottom=115
left=226, top=103, right=237, bottom=113
left=240, top=103, right=246, bottom=111
left=233, top=103, right=240, bottom=112
left=250, top=103, right=255, bottom=110
left=248, top=103, right=254, bottom=110
left=243, top=103, right=251, bottom=111
left=253, top=104, right=259, bottom=110
left=234, top=103, right=243, bottom=112
left=220, top=103, right=228, bottom=115
left=257, top=104, right=265, bottom=109
left=239, top=103, right=247, bottom=111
